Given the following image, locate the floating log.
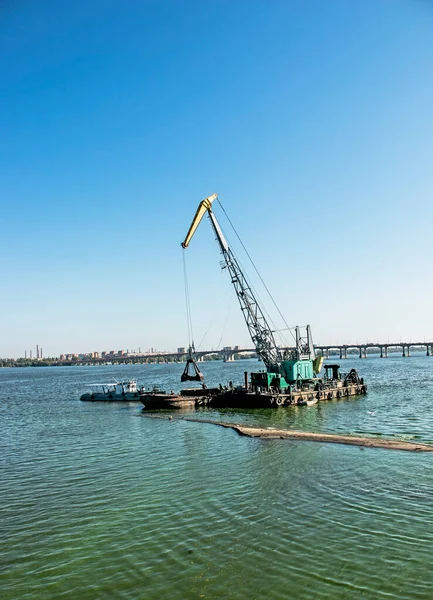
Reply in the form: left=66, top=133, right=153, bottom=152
left=142, top=415, right=433, bottom=452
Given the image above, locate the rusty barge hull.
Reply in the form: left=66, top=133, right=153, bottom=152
left=199, top=382, right=366, bottom=408
left=141, top=382, right=367, bottom=410
left=140, top=393, right=196, bottom=410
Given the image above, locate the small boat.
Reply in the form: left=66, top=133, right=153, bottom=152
left=80, top=379, right=142, bottom=402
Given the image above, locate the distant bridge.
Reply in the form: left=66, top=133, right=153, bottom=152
left=132, top=342, right=433, bottom=362
left=100, top=342, right=433, bottom=364
left=136, top=348, right=258, bottom=363
left=57, top=342, right=433, bottom=366
left=316, top=342, right=433, bottom=359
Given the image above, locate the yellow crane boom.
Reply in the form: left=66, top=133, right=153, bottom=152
left=181, top=193, right=218, bottom=249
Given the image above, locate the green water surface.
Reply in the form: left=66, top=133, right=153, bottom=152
left=1, top=356, right=432, bottom=599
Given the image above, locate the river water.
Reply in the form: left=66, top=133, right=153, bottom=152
left=1, top=355, right=432, bottom=599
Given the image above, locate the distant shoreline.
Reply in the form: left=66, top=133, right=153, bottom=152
left=1, top=349, right=430, bottom=369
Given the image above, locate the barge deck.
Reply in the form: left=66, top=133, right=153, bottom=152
left=140, top=376, right=367, bottom=410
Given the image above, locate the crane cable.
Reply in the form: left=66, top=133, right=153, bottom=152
left=195, top=281, right=232, bottom=352
left=217, top=199, right=296, bottom=345
left=215, top=289, right=234, bottom=351
left=182, top=249, right=194, bottom=351
left=183, top=248, right=232, bottom=354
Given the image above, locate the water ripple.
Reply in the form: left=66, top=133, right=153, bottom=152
left=1, top=358, right=433, bottom=599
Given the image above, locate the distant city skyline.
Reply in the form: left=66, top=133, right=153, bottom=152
left=11, top=334, right=433, bottom=362
left=1, top=1, right=432, bottom=357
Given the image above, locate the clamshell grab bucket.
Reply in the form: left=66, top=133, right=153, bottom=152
left=181, top=358, right=204, bottom=382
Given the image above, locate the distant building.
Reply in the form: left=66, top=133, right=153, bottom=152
left=177, top=347, right=186, bottom=354
left=117, top=350, right=126, bottom=356
left=91, top=352, right=100, bottom=358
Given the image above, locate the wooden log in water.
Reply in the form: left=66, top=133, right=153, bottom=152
left=142, top=415, right=433, bottom=452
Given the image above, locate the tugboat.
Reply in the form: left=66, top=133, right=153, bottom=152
left=178, top=194, right=367, bottom=408
left=80, top=379, right=141, bottom=402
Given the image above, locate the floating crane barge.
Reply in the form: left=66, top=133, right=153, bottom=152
left=141, top=194, right=367, bottom=410
left=140, top=366, right=367, bottom=409
left=202, top=366, right=366, bottom=408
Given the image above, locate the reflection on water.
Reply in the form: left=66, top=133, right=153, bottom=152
left=1, top=355, right=432, bottom=599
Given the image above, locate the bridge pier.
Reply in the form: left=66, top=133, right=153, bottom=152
left=134, top=341, right=433, bottom=364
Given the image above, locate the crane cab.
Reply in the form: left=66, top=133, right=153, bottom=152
left=251, top=371, right=288, bottom=392
left=281, top=359, right=314, bottom=384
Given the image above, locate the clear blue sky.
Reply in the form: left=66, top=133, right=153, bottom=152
left=1, top=0, right=432, bottom=357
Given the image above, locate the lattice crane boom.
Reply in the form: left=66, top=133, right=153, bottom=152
left=181, top=194, right=281, bottom=368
